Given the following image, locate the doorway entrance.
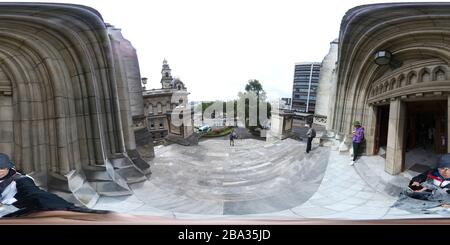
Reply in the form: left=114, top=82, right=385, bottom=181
left=374, top=104, right=390, bottom=156
left=404, top=100, right=447, bottom=170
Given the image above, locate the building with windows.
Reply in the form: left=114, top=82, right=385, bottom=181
left=291, top=62, right=321, bottom=113
left=143, top=60, right=190, bottom=142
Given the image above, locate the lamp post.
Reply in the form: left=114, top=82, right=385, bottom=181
left=141, top=77, right=148, bottom=90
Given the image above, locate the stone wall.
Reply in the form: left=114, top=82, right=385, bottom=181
left=0, top=3, right=153, bottom=202
left=314, top=39, right=338, bottom=127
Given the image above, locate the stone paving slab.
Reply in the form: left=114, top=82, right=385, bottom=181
left=92, top=138, right=450, bottom=220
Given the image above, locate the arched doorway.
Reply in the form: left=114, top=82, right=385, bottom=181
left=404, top=100, right=447, bottom=170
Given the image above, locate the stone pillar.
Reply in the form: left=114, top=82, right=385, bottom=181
left=448, top=96, right=450, bottom=153
left=267, top=109, right=294, bottom=141
left=166, top=106, right=197, bottom=146
left=366, top=105, right=377, bottom=155
left=0, top=91, right=13, bottom=158
left=385, top=99, right=406, bottom=175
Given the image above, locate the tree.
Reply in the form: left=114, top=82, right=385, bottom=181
left=245, top=79, right=266, bottom=101
left=239, top=80, right=271, bottom=131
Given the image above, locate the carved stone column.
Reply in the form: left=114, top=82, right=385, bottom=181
left=385, top=98, right=406, bottom=175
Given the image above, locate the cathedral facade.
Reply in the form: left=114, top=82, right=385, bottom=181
left=329, top=3, right=450, bottom=174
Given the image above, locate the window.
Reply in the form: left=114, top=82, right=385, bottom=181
left=148, top=106, right=153, bottom=115
left=150, top=120, right=155, bottom=129
left=159, top=120, right=164, bottom=129
left=157, top=103, right=162, bottom=113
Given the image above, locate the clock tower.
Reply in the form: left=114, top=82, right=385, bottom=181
left=161, top=59, right=173, bottom=89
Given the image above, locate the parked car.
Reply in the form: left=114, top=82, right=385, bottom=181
left=198, top=125, right=211, bottom=133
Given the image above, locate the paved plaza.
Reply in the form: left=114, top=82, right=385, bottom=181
left=90, top=138, right=450, bottom=220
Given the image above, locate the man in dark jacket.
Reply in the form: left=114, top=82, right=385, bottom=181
left=407, top=154, right=450, bottom=207
left=410, top=154, right=450, bottom=192
left=306, top=124, right=316, bottom=153
left=0, top=153, right=108, bottom=217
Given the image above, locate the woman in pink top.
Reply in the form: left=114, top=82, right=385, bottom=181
left=350, top=121, right=364, bottom=166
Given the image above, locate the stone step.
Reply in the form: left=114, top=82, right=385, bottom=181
left=115, top=166, right=148, bottom=184
left=90, top=181, right=133, bottom=196
left=84, top=164, right=147, bottom=184
left=110, top=156, right=134, bottom=169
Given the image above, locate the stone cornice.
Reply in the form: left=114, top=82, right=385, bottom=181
left=368, top=81, right=450, bottom=103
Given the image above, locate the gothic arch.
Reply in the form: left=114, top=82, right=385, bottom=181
left=432, top=66, right=447, bottom=81
left=389, top=78, right=396, bottom=90
left=0, top=3, right=150, bottom=199
left=418, top=68, right=431, bottom=82
left=397, top=74, right=405, bottom=88
left=407, top=71, right=417, bottom=85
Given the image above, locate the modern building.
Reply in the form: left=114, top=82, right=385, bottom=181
left=329, top=3, right=450, bottom=175
left=281, top=97, right=292, bottom=109
left=143, top=60, right=190, bottom=142
left=291, top=62, right=321, bottom=113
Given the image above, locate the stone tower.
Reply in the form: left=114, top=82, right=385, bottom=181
left=161, top=59, right=173, bottom=89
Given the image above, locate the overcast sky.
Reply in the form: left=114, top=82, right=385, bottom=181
left=4, top=0, right=443, bottom=101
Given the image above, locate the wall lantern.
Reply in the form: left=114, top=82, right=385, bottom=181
left=374, top=50, right=402, bottom=69
left=374, top=50, right=392, bottom=65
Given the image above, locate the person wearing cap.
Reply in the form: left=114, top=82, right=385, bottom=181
left=350, top=121, right=364, bottom=166
left=409, top=154, right=450, bottom=193
left=0, top=153, right=108, bottom=217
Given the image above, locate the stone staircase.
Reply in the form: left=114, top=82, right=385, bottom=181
left=130, top=138, right=329, bottom=214
left=83, top=154, right=148, bottom=197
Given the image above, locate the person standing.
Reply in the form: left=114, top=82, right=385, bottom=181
left=306, top=124, right=316, bottom=153
left=350, top=121, right=364, bottom=166
left=229, top=130, right=235, bottom=146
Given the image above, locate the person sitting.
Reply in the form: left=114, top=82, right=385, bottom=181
left=0, top=153, right=108, bottom=218
left=406, top=154, right=450, bottom=207
left=410, top=154, right=450, bottom=191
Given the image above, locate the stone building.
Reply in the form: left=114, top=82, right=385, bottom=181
left=314, top=39, right=338, bottom=127
left=0, top=3, right=152, bottom=206
left=143, top=60, right=190, bottom=142
left=329, top=3, right=450, bottom=175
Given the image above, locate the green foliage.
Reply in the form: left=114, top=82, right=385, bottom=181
left=204, top=126, right=234, bottom=137
left=239, top=79, right=271, bottom=129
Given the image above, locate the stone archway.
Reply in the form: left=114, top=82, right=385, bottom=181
left=0, top=3, right=152, bottom=205
left=331, top=3, right=450, bottom=175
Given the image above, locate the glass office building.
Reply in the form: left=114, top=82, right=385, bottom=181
left=291, top=62, right=321, bottom=113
